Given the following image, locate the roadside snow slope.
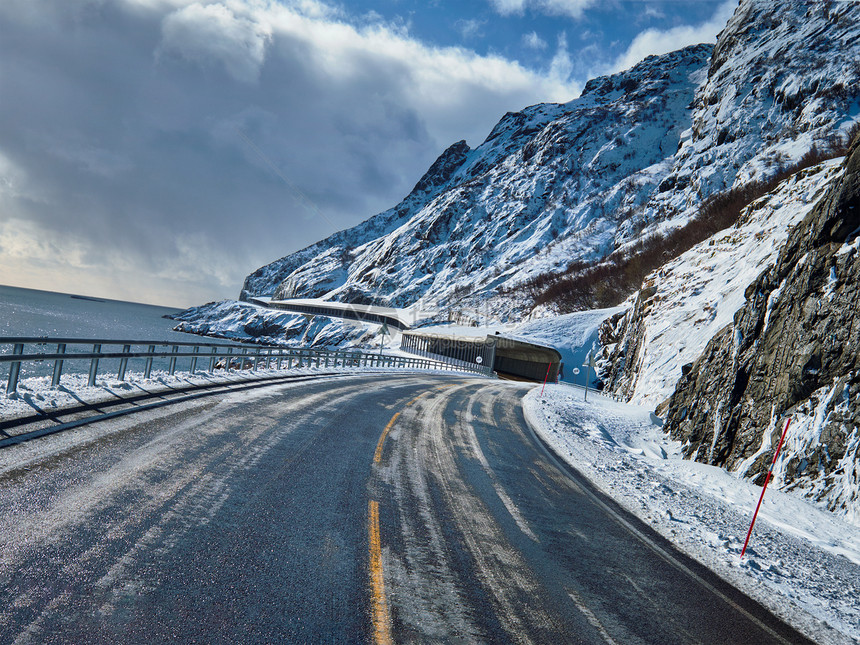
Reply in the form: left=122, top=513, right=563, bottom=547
left=525, top=384, right=860, bottom=645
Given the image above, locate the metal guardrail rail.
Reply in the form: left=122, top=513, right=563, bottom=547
left=1, top=336, right=490, bottom=394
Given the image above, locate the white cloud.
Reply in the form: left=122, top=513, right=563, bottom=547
left=489, top=0, right=595, bottom=19
left=540, top=0, right=594, bottom=19
left=489, top=0, right=527, bottom=16
left=456, top=18, right=486, bottom=40
left=522, top=30, right=548, bottom=50
left=549, top=32, right=573, bottom=86
left=641, top=6, right=665, bottom=21
left=0, top=0, right=580, bottom=306
left=607, top=0, right=736, bottom=74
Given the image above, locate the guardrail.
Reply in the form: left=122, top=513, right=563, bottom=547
left=401, top=344, right=495, bottom=377
left=1, top=336, right=489, bottom=394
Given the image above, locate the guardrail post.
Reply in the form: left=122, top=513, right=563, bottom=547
left=209, top=347, right=217, bottom=372
left=253, top=348, right=261, bottom=371
left=144, top=345, right=155, bottom=379
left=118, top=344, right=131, bottom=381
left=265, top=349, right=272, bottom=370
left=168, top=346, right=178, bottom=375
left=6, top=343, right=24, bottom=394
left=52, top=343, right=66, bottom=386
left=226, top=347, right=233, bottom=371
left=190, top=346, right=199, bottom=374
left=88, top=344, right=101, bottom=387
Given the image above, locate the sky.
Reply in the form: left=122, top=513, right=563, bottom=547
left=0, top=0, right=735, bottom=308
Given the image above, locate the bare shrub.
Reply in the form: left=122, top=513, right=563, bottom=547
left=514, top=143, right=849, bottom=313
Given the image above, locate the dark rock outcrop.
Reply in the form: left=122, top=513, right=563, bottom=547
left=664, top=133, right=860, bottom=492
left=596, top=284, right=655, bottom=399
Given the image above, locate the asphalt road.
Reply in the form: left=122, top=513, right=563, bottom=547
left=0, top=374, right=813, bottom=644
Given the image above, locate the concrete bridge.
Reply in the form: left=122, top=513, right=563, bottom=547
left=263, top=298, right=414, bottom=330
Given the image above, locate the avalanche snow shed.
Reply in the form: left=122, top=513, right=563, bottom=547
left=401, top=331, right=562, bottom=382
left=266, top=298, right=411, bottom=330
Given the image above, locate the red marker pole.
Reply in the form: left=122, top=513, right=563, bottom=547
left=540, top=363, right=552, bottom=397
left=741, top=416, right=792, bottom=559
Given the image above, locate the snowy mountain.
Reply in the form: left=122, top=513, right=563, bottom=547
left=243, top=43, right=713, bottom=312
left=170, top=300, right=376, bottom=348
left=239, top=0, right=859, bottom=322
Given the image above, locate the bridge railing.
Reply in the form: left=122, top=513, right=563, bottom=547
left=0, top=336, right=489, bottom=394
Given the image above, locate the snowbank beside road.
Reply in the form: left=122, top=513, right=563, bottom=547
left=524, top=383, right=860, bottom=645
left=0, top=369, right=291, bottom=421
left=0, top=362, right=466, bottom=423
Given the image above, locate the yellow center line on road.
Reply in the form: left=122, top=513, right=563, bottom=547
left=373, top=386, right=447, bottom=465
left=368, top=500, right=392, bottom=645
left=373, top=411, right=401, bottom=465
left=367, top=383, right=457, bottom=643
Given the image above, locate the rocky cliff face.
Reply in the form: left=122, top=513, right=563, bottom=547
left=664, top=135, right=860, bottom=519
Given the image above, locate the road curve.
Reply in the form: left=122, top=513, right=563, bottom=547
left=0, top=374, right=812, bottom=644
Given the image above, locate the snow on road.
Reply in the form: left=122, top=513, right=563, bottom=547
left=524, top=383, right=860, bottom=645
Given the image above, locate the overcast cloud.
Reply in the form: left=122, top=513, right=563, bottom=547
left=0, top=0, right=729, bottom=307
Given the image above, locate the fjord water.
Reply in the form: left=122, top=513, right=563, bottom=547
left=0, top=284, right=187, bottom=339
left=0, top=284, right=200, bottom=381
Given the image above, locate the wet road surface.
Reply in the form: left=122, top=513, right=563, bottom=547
left=0, top=374, right=813, bottom=644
